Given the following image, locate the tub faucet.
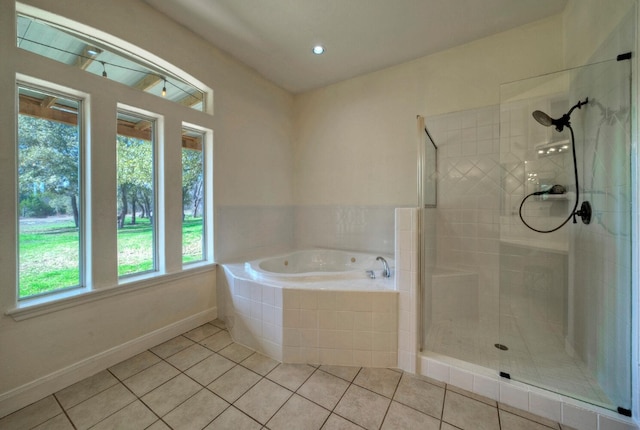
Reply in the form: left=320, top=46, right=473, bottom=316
left=376, top=256, right=391, bottom=278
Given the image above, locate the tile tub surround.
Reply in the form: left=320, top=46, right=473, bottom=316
left=294, top=205, right=396, bottom=255
left=219, top=263, right=398, bottom=367
left=0, top=319, right=580, bottom=430
left=215, top=205, right=397, bottom=264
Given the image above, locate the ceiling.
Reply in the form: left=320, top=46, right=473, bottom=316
left=144, top=0, right=567, bottom=94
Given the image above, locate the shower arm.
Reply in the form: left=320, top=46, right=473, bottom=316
left=551, top=98, right=589, bottom=132
left=566, top=98, right=589, bottom=119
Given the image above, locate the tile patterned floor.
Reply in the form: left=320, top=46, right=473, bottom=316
left=1, top=320, right=576, bottom=430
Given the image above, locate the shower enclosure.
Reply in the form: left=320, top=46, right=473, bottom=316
left=421, top=57, right=632, bottom=413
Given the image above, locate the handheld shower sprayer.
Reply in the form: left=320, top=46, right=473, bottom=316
left=519, top=98, right=591, bottom=233
left=531, top=184, right=566, bottom=196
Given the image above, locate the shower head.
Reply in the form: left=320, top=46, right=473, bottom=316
left=532, top=110, right=554, bottom=127
left=532, top=98, right=589, bottom=132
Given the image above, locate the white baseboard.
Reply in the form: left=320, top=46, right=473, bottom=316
left=0, top=307, right=217, bottom=418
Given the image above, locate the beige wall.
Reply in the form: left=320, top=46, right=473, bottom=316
left=0, top=0, right=294, bottom=416
left=293, top=15, right=564, bottom=206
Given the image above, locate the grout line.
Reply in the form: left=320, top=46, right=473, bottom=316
left=80, top=383, right=148, bottom=430
left=55, top=370, right=120, bottom=411
left=326, top=374, right=367, bottom=430
left=264, top=363, right=316, bottom=399
left=51, top=394, right=78, bottom=430
left=440, top=386, right=447, bottom=425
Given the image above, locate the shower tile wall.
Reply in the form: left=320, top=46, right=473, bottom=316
left=499, top=97, right=571, bottom=250
left=425, top=106, right=502, bottom=332
left=425, top=101, right=616, bottom=408
left=499, top=96, right=572, bottom=376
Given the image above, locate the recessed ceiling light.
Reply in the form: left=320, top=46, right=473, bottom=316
left=312, top=45, right=325, bottom=55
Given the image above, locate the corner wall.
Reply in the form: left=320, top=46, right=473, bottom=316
left=293, top=15, right=563, bottom=207
left=292, top=15, right=563, bottom=254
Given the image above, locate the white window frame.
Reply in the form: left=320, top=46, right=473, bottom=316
left=7, top=6, right=215, bottom=319
left=181, top=126, right=209, bottom=266
left=116, top=107, right=160, bottom=280
left=16, top=81, right=87, bottom=301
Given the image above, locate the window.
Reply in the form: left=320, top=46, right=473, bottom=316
left=181, top=128, right=206, bottom=264
left=116, top=111, right=157, bottom=277
left=10, top=7, right=214, bottom=315
left=17, top=85, right=82, bottom=299
left=17, top=14, right=205, bottom=111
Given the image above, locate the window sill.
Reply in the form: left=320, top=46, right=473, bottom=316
left=6, top=263, right=217, bottom=321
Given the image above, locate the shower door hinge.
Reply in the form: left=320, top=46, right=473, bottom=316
left=617, top=407, right=632, bottom=417
left=499, top=371, right=511, bottom=379
left=617, top=52, right=632, bottom=61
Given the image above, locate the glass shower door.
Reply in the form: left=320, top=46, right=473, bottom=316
left=498, top=58, right=632, bottom=412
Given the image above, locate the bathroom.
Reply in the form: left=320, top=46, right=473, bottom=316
left=0, top=0, right=638, bottom=428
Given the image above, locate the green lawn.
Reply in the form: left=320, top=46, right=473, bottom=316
left=19, top=216, right=204, bottom=298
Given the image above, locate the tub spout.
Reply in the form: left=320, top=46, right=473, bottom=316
left=376, top=256, right=391, bottom=278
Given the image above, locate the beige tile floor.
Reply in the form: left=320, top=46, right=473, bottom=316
left=0, top=320, right=576, bottom=430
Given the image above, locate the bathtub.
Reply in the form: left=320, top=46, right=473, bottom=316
left=220, top=249, right=398, bottom=366
left=244, top=248, right=395, bottom=283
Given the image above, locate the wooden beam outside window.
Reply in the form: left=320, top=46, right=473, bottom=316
left=133, top=74, right=162, bottom=91
left=19, top=94, right=201, bottom=150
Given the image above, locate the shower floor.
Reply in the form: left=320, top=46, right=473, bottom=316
left=425, top=316, right=613, bottom=408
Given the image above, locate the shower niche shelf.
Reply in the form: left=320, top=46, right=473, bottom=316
left=534, top=193, right=570, bottom=201
left=535, top=139, right=571, bottom=157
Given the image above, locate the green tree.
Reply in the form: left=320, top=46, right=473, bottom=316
left=117, top=135, right=153, bottom=229
left=182, top=148, right=204, bottom=219
left=18, top=115, right=80, bottom=226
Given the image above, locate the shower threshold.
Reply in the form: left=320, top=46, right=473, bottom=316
left=424, top=319, right=612, bottom=409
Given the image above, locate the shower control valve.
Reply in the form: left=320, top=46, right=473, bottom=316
left=573, top=201, right=592, bottom=225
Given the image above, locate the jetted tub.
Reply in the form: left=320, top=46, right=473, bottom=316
left=220, top=248, right=398, bottom=366
left=244, top=248, right=395, bottom=283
